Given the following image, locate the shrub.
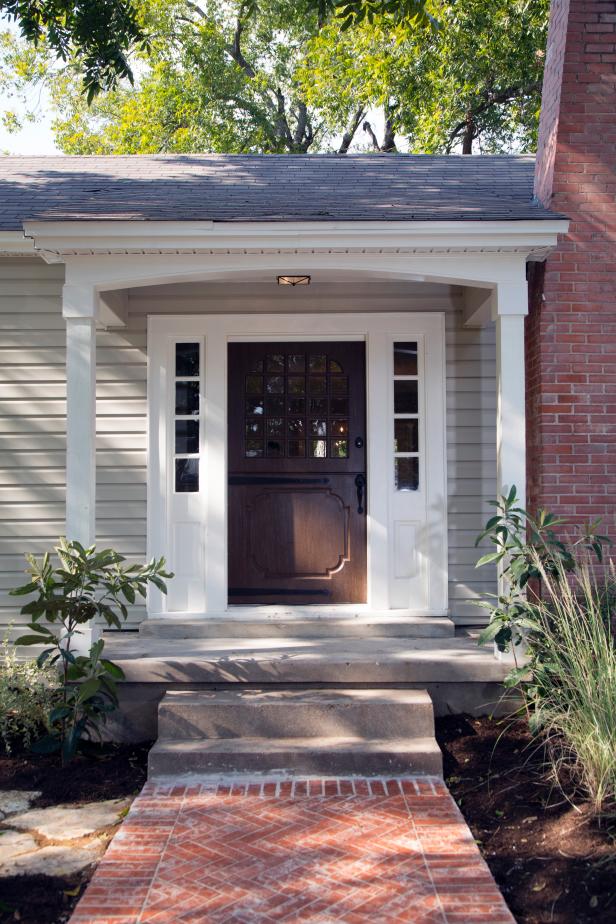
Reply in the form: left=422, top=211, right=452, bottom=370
left=0, top=631, right=61, bottom=754
left=12, top=539, right=172, bottom=764
left=523, top=556, right=616, bottom=812
left=476, top=489, right=616, bottom=812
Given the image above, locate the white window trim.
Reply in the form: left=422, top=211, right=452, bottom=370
left=147, top=312, right=447, bottom=617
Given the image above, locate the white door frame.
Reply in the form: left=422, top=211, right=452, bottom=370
left=147, top=312, right=447, bottom=617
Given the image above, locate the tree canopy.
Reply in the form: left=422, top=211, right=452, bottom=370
left=0, top=0, right=549, bottom=155
left=0, top=0, right=146, bottom=100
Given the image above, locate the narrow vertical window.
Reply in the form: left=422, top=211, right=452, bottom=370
left=393, top=342, right=419, bottom=491
left=174, top=342, right=201, bottom=492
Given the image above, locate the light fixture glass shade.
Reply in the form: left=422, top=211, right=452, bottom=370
left=277, top=275, right=311, bottom=286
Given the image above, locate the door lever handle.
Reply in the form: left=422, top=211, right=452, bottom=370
left=354, top=474, right=366, bottom=514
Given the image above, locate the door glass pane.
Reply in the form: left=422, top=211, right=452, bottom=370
left=310, top=419, right=327, bottom=436
left=394, top=380, right=418, bottom=414
left=265, top=396, right=284, bottom=415
left=175, top=342, right=199, bottom=377
left=310, top=398, right=328, bottom=415
left=395, top=457, right=419, bottom=491
left=288, top=439, right=306, bottom=457
left=266, top=354, right=285, bottom=372
left=330, top=376, right=348, bottom=396
left=246, top=420, right=263, bottom=437
left=394, top=342, right=418, bottom=375
left=330, top=398, right=349, bottom=416
left=175, top=458, right=199, bottom=492
left=267, top=418, right=284, bottom=436
left=288, top=354, right=305, bottom=372
left=288, top=418, right=305, bottom=435
left=310, top=439, right=327, bottom=458
left=329, top=359, right=343, bottom=373
left=288, top=377, right=306, bottom=396
left=175, top=420, right=199, bottom=454
left=266, top=439, right=284, bottom=457
left=245, top=398, right=264, bottom=416
left=330, top=419, right=348, bottom=437
left=331, top=439, right=348, bottom=458
left=287, top=398, right=305, bottom=415
left=246, top=439, right=264, bottom=458
left=394, top=419, right=418, bottom=453
left=309, top=376, right=327, bottom=395
left=245, top=374, right=263, bottom=395
left=175, top=381, right=199, bottom=415
left=265, top=375, right=284, bottom=394
left=309, top=354, right=326, bottom=372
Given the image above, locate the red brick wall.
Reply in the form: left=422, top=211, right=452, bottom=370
left=528, top=0, right=616, bottom=536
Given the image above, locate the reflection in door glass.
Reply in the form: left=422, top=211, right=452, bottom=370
left=174, top=341, right=200, bottom=493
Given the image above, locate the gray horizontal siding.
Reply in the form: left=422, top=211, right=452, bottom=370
left=1, top=266, right=496, bottom=635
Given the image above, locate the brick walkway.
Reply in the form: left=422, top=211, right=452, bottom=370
left=70, top=777, right=514, bottom=924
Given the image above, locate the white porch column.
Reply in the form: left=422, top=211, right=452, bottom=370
left=63, top=284, right=101, bottom=652
left=493, top=278, right=528, bottom=661
left=493, top=280, right=528, bottom=509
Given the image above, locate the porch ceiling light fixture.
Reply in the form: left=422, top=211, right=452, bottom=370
left=277, top=275, right=311, bottom=286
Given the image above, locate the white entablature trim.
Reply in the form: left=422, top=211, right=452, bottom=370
left=23, top=218, right=568, bottom=262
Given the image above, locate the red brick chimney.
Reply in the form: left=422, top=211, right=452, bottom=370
left=527, top=0, right=616, bottom=535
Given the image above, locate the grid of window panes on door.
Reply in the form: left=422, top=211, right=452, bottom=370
left=173, top=342, right=201, bottom=492
left=393, top=341, right=419, bottom=491
left=244, top=351, right=349, bottom=459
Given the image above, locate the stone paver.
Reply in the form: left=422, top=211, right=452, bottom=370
left=0, top=790, right=41, bottom=820
left=9, top=798, right=130, bottom=840
left=70, top=776, right=514, bottom=924
left=3, top=843, right=103, bottom=877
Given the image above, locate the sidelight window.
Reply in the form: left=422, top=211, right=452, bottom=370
left=174, top=341, right=201, bottom=492
left=393, top=341, right=419, bottom=491
left=244, top=351, right=349, bottom=459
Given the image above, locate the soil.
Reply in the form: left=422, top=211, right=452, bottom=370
left=436, top=715, right=616, bottom=924
left=0, top=742, right=151, bottom=924
left=1, top=722, right=615, bottom=924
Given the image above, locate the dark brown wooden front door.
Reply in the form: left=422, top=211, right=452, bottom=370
left=228, top=341, right=367, bottom=604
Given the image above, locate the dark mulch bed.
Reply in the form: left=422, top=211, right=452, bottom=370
left=436, top=715, right=616, bottom=924
left=2, top=722, right=615, bottom=924
left=0, top=743, right=151, bottom=924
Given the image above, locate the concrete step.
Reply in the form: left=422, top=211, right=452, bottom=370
left=157, top=688, right=435, bottom=740
left=148, top=735, right=443, bottom=778
left=139, top=613, right=455, bottom=639
left=104, top=635, right=509, bottom=685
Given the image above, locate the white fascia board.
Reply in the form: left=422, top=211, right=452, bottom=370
left=0, top=230, right=36, bottom=254
left=23, top=218, right=569, bottom=260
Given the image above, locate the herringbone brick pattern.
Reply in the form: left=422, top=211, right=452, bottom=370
left=70, top=777, right=514, bottom=924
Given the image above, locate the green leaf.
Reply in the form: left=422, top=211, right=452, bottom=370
left=477, top=620, right=503, bottom=645
left=476, top=551, right=503, bottom=568
left=14, top=634, right=52, bottom=646
left=76, top=677, right=102, bottom=703
left=101, top=659, right=125, bottom=680
left=31, top=734, right=60, bottom=754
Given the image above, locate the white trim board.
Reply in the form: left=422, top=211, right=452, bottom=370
left=147, top=313, right=448, bottom=618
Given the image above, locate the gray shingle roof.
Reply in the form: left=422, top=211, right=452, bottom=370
left=0, top=153, right=557, bottom=230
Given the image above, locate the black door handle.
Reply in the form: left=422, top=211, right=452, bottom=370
left=355, top=474, right=366, bottom=514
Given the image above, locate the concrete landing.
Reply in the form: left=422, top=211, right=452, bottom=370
left=104, top=634, right=508, bottom=684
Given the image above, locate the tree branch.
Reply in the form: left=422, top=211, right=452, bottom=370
left=362, top=120, right=380, bottom=152
left=338, top=106, right=365, bottom=154
left=446, top=80, right=542, bottom=153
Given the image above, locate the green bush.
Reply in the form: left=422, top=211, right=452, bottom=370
left=12, top=538, right=172, bottom=764
left=0, top=632, right=61, bottom=754
left=476, top=489, right=616, bottom=812
left=524, top=556, right=616, bottom=812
